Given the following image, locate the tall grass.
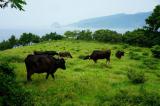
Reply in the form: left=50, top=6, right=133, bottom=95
left=0, top=40, right=160, bottom=105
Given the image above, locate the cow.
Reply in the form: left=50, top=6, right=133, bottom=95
left=59, top=51, right=72, bottom=58
left=33, top=51, right=58, bottom=56
left=84, top=50, right=111, bottom=64
left=25, top=54, right=66, bottom=81
left=115, top=50, right=124, bottom=59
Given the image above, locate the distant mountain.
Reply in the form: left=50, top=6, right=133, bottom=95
left=51, top=22, right=62, bottom=28
left=68, top=12, right=151, bottom=29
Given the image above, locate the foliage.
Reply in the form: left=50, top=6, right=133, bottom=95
left=110, top=90, right=143, bottom=106
left=110, top=89, right=160, bottom=106
left=0, top=40, right=159, bottom=105
left=145, top=5, right=160, bottom=32
left=93, top=29, right=122, bottom=43
left=0, top=0, right=26, bottom=11
left=0, top=55, right=24, bottom=63
left=128, top=51, right=142, bottom=60
left=8, top=35, right=18, bottom=47
left=151, top=45, right=160, bottom=58
left=0, top=63, right=34, bottom=106
left=19, top=33, right=40, bottom=46
left=64, top=30, right=78, bottom=39
left=142, top=52, right=149, bottom=56
left=0, top=35, right=18, bottom=50
left=127, top=68, right=145, bottom=84
left=76, top=30, right=92, bottom=40
left=41, top=32, right=64, bottom=41
left=142, top=58, right=159, bottom=69
left=123, top=29, right=148, bottom=46
left=0, top=40, right=12, bottom=50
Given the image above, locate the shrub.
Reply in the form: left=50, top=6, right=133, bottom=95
left=41, top=32, right=64, bottom=41
left=0, top=55, right=24, bottom=63
left=142, top=52, right=149, bottom=56
left=151, top=45, right=160, bottom=58
left=0, top=63, right=34, bottom=106
left=122, top=44, right=129, bottom=49
left=95, top=93, right=111, bottom=105
left=19, top=33, right=40, bottom=46
left=142, top=58, right=159, bottom=69
left=110, top=90, right=143, bottom=106
left=110, top=89, right=160, bottom=106
left=127, top=69, right=145, bottom=84
left=142, top=91, right=160, bottom=106
left=129, top=52, right=142, bottom=60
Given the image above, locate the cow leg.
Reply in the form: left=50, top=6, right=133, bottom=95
left=106, top=58, right=110, bottom=65
left=93, top=59, right=97, bottom=63
left=46, top=73, right=50, bottom=79
left=51, top=73, right=55, bottom=79
left=27, top=72, right=32, bottom=81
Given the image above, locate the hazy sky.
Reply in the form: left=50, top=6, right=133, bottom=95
left=0, top=0, right=159, bottom=29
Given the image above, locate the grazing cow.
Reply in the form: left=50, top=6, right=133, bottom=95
left=84, top=50, right=111, bottom=64
left=115, top=50, right=124, bottom=59
left=33, top=51, right=58, bottom=56
left=59, top=52, right=72, bottom=58
left=25, top=54, right=66, bottom=81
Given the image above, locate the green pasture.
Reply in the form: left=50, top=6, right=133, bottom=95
left=0, top=40, right=160, bottom=106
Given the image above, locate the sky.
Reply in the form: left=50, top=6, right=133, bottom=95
left=0, top=0, right=159, bottom=29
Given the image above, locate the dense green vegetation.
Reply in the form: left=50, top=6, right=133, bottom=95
left=0, top=40, right=160, bottom=105
left=0, top=63, right=33, bottom=106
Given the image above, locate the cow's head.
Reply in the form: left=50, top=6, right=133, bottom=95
left=121, top=51, right=125, bottom=56
left=56, top=58, right=66, bottom=70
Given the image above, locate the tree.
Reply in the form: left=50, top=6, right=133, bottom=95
left=93, top=29, right=122, bottom=43
left=77, top=30, right=92, bottom=40
left=19, top=33, right=40, bottom=46
left=0, top=0, right=26, bottom=11
left=64, top=31, right=77, bottom=39
left=145, top=5, right=160, bottom=32
left=8, top=35, right=18, bottom=47
left=41, top=32, right=63, bottom=41
left=123, top=29, right=148, bottom=46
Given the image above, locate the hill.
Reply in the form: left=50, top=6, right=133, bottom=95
left=0, top=40, right=160, bottom=105
left=69, top=12, right=151, bottom=29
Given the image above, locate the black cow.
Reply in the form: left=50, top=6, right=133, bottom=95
left=84, top=50, right=111, bottom=64
left=33, top=51, right=58, bottom=56
left=59, top=52, right=72, bottom=58
left=115, top=51, right=124, bottom=59
left=25, top=54, right=66, bottom=81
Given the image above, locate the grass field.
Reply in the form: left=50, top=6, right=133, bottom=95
left=0, top=39, right=160, bottom=106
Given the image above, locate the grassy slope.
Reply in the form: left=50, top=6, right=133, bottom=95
left=0, top=40, right=160, bottom=105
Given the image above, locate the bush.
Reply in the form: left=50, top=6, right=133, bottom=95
left=142, top=91, right=160, bottom=106
left=151, top=45, right=160, bottom=58
left=110, top=89, right=160, bottom=106
left=41, top=32, right=64, bottom=41
left=122, top=44, right=129, bottom=49
left=110, top=90, right=143, bottom=106
left=19, top=33, right=40, bottom=46
left=142, top=52, right=149, bottom=56
left=127, top=69, right=145, bottom=84
left=142, top=58, right=159, bottom=69
left=0, top=55, right=24, bottom=63
left=0, top=63, right=34, bottom=106
left=93, top=29, right=122, bottom=43
left=129, top=52, right=142, bottom=60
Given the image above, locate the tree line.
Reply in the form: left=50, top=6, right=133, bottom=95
left=0, top=32, right=63, bottom=50
left=0, top=5, right=159, bottom=50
